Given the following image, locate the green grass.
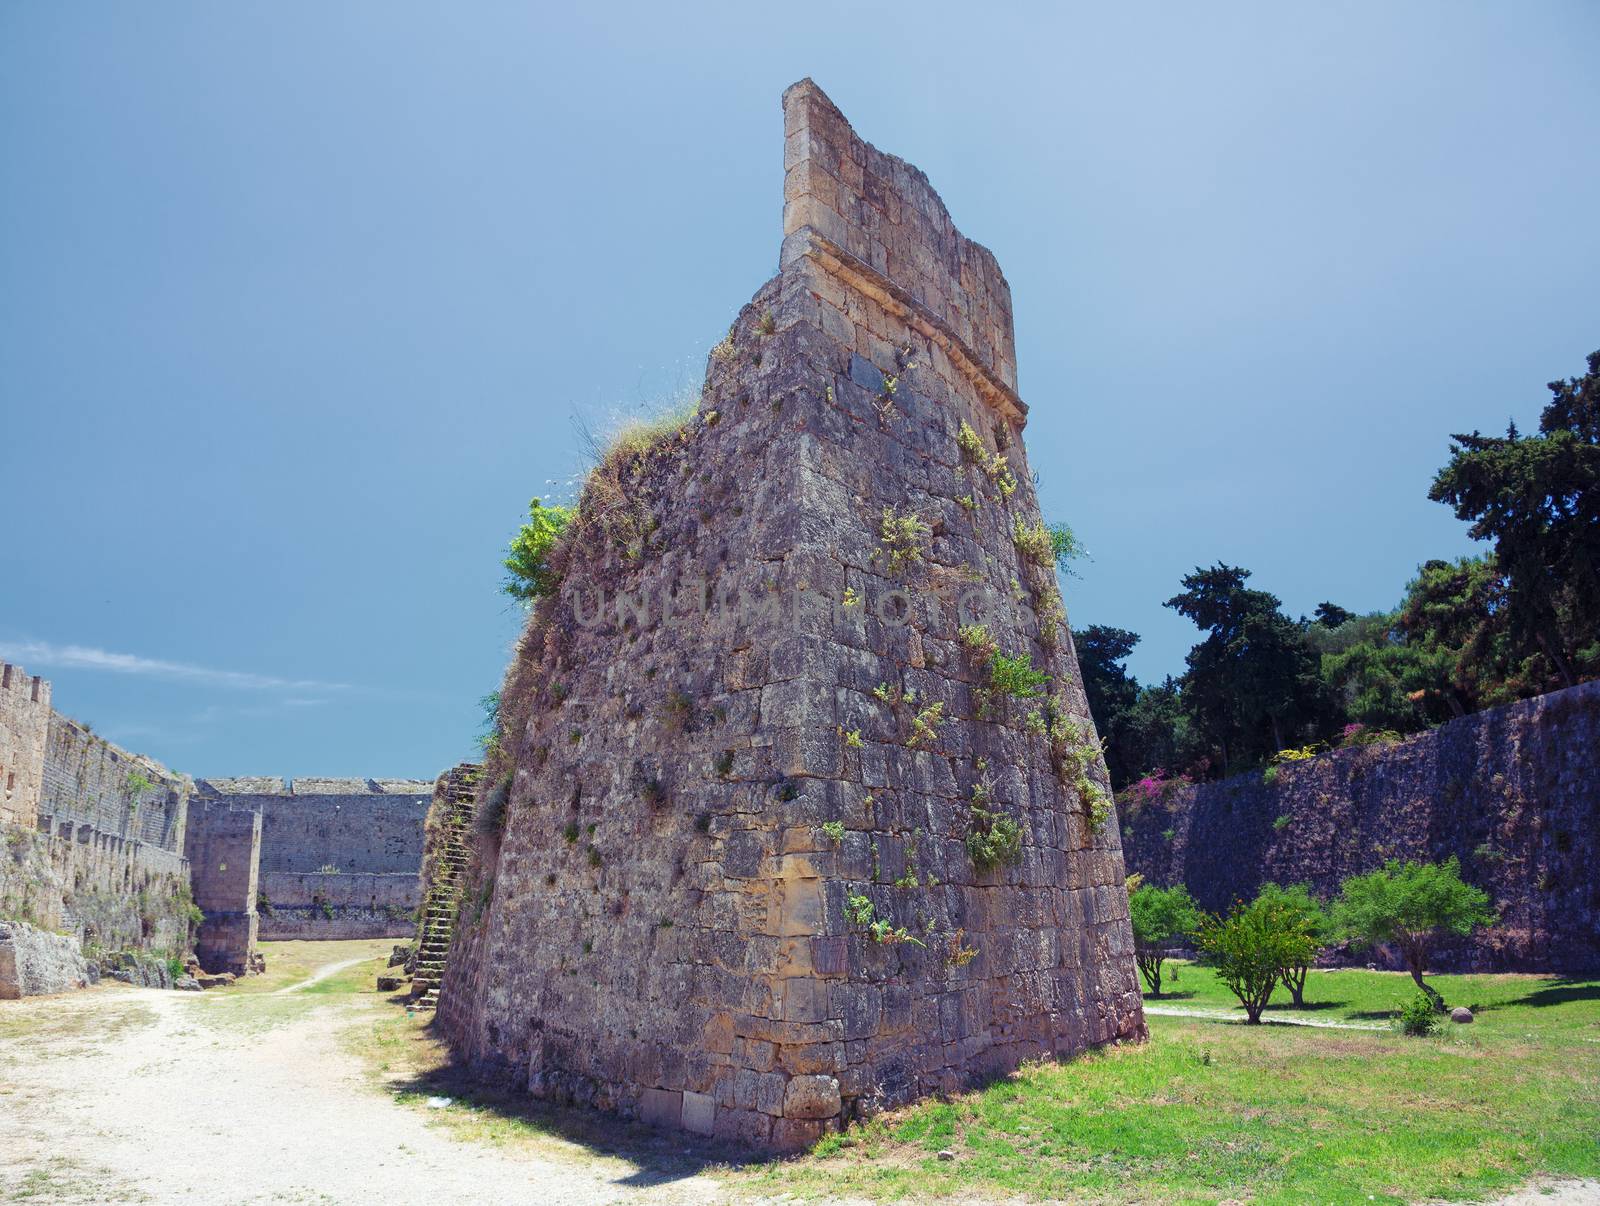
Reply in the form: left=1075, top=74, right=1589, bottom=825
left=749, top=964, right=1600, bottom=1204
left=1141, top=958, right=1582, bottom=1024
left=189, top=938, right=396, bottom=1034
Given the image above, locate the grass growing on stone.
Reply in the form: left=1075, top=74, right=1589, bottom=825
left=752, top=964, right=1600, bottom=1204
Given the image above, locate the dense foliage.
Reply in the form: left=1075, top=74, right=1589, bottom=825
left=1253, top=882, right=1329, bottom=1007
left=1081, top=349, right=1600, bottom=789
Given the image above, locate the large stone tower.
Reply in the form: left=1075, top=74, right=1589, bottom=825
left=438, top=79, right=1145, bottom=1151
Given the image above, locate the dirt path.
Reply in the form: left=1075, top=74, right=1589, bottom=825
left=274, top=955, right=369, bottom=994
left=0, top=963, right=728, bottom=1205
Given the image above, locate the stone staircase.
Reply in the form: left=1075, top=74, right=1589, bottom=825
left=409, top=763, right=478, bottom=1009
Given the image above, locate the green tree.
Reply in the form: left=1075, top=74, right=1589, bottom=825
left=1116, top=677, right=1203, bottom=785
left=1429, top=349, right=1600, bottom=689
left=1332, top=857, right=1496, bottom=1011
left=1075, top=625, right=1142, bottom=786
left=1401, top=555, right=1531, bottom=712
left=1253, top=882, right=1329, bottom=1007
left=503, top=497, right=574, bottom=603
left=1192, top=894, right=1321, bottom=1024
left=1165, top=564, right=1328, bottom=771
left=1128, top=883, right=1200, bottom=997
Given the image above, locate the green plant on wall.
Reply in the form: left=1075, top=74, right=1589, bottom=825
left=846, top=893, right=926, bottom=947
left=877, top=506, right=930, bottom=576
left=1026, top=694, right=1114, bottom=833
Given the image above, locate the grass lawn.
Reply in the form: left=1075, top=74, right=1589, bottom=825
left=749, top=963, right=1600, bottom=1204
left=326, top=951, right=1600, bottom=1203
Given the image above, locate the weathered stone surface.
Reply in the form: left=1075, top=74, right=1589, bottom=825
left=185, top=802, right=261, bottom=975
left=194, top=776, right=429, bottom=940
left=0, top=662, right=50, bottom=830
left=99, top=950, right=174, bottom=989
left=1124, top=681, right=1600, bottom=972
left=436, top=79, right=1145, bottom=1150
left=782, top=1073, right=842, bottom=1120
left=0, top=920, right=89, bottom=998
left=1451, top=1006, right=1474, bottom=1024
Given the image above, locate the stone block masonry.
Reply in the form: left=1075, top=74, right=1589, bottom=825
left=41, top=713, right=192, bottom=853
left=185, top=802, right=262, bottom=974
left=1, top=661, right=434, bottom=994
left=0, top=663, right=50, bottom=829
left=1123, top=680, right=1600, bottom=973
left=411, top=763, right=479, bottom=1007
left=437, top=80, right=1144, bottom=1152
left=194, top=776, right=431, bottom=939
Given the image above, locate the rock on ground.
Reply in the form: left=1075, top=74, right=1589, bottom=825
left=0, top=919, right=89, bottom=999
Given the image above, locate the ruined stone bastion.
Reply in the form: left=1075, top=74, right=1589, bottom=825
left=436, top=80, right=1146, bottom=1150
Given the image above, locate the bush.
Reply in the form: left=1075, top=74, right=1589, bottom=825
left=475, top=773, right=513, bottom=844
left=503, top=498, right=574, bottom=602
left=1193, top=895, right=1321, bottom=1023
left=1128, top=883, right=1200, bottom=997
left=1397, top=990, right=1442, bottom=1036
left=966, top=806, right=1023, bottom=872
left=1253, top=882, right=1329, bottom=1007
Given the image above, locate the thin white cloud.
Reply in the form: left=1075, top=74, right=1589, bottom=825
left=0, top=640, right=348, bottom=693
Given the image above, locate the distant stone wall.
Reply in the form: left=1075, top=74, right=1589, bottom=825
left=256, top=871, right=417, bottom=939
left=194, top=776, right=429, bottom=939
left=1, top=677, right=197, bottom=970
left=0, top=663, right=52, bottom=829
left=1122, top=681, right=1600, bottom=972
left=185, top=802, right=261, bottom=974
left=40, top=714, right=190, bottom=853
left=196, top=777, right=429, bottom=873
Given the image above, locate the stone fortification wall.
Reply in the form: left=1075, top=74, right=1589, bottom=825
left=0, top=824, right=192, bottom=959
left=0, top=663, right=51, bottom=829
left=184, top=802, right=261, bottom=974
left=1122, top=681, right=1600, bottom=972
left=39, top=713, right=191, bottom=853
left=194, top=776, right=429, bottom=939
left=256, top=870, right=417, bottom=939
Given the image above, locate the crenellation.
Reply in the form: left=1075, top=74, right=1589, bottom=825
left=2, top=662, right=434, bottom=992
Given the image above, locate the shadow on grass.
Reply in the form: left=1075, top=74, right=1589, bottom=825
left=384, top=1014, right=771, bottom=1189
left=1503, top=979, right=1600, bottom=1010
left=1262, top=1000, right=1344, bottom=1013
left=1141, top=991, right=1197, bottom=1002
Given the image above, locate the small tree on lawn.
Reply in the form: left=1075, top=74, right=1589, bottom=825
left=1332, top=857, right=1495, bottom=1011
left=1128, top=882, right=1200, bottom=997
left=1254, top=882, right=1329, bottom=1008
left=1192, top=895, right=1321, bottom=1024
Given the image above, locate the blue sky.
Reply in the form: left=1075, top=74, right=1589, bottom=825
left=2, top=3, right=1596, bottom=777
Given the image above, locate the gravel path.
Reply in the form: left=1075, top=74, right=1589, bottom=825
left=1142, top=1004, right=1390, bottom=1030
left=0, top=969, right=727, bottom=1205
